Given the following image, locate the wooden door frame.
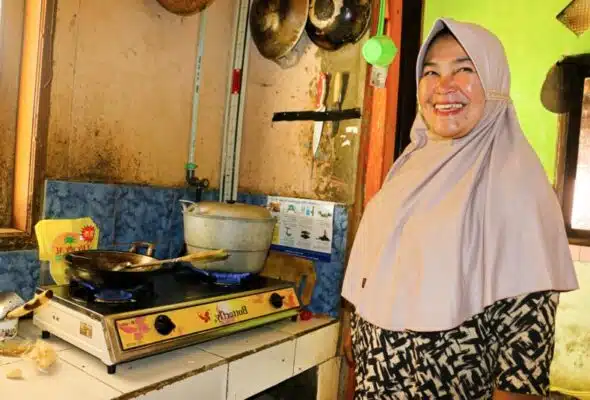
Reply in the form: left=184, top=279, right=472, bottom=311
left=343, top=0, right=423, bottom=398
left=350, top=0, right=423, bottom=255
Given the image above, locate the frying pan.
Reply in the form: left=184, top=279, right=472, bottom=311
left=156, top=0, right=216, bottom=16
left=541, top=55, right=590, bottom=114
left=250, top=0, right=310, bottom=68
left=305, top=0, right=372, bottom=51
left=64, top=242, right=170, bottom=288
left=541, top=62, right=574, bottom=114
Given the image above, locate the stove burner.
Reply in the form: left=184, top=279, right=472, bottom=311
left=69, top=280, right=154, bottom=304
left=95, top=288, right=135, bottom=304
left=201, top=271, right=254, bottom=286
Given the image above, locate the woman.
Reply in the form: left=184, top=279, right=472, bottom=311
left=341, top=18, right=579, bottom=400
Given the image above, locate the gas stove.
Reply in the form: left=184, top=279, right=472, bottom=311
left=32, top=269, right=301, bottom=374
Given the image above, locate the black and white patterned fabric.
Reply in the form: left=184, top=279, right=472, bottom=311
left=351, top=291, right=559, bottom=399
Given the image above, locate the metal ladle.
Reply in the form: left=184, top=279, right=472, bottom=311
left=112, top=249, right=229, bottom=272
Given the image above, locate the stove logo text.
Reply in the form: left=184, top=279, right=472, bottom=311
left=215, top=305, right=248, bottom=323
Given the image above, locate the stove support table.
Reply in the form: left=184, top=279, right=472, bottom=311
left=2, top=316, right=340, bottom=400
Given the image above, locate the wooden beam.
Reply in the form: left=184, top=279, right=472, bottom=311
left=343, top=0, right=386, bottom=397
left=348, top=0, right=384, bottom=252
left=343, top=0, right=423, bottom=398
left=381, top=0, right=404, bottom=183
left=363, top=0, right=404, bottom=206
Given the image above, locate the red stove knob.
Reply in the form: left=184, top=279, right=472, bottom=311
left=269, top=293, right=284, bottom=309
left=154, top=315, right=176, bottom=335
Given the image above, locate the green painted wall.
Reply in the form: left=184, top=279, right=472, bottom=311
left=423, top=0, right=590, bottom=180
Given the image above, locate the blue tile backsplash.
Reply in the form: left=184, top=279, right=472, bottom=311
left=113, top=185, right=177, bottom=259
left=0, top=250, right=40, bottom=300
left=0, top=179, right=348, bottom=317
left=44, top=180, right=117, bottom=246
left=308, top=205, right=348, bottom=316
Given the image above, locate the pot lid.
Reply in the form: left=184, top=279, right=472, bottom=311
left=188, top=201, right=273, bottom=220
left=250, top=0, right=309, bottom=61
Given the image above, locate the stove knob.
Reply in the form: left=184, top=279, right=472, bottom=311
left=269, top=293, right=284, bottom=309
left=154, top=315, right=176, bottom=335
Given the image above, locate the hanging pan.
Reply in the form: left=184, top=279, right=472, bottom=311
left=540, top=55, right=590, bottom=114
left=250, top=0, right=310, bottom=69
left=305, top=0, right=372, bottom=51
left=156, top=0, right=216, bottom=16
left=541, top=62, right=575, bottom=114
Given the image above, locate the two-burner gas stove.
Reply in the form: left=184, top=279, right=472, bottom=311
left=32, top=269, right=301, bottom=374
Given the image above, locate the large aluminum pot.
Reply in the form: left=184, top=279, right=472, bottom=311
left=180, top=200, right=276, bottom=274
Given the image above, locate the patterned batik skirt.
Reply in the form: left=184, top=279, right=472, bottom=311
left=351, top=291, right=559, bottom=399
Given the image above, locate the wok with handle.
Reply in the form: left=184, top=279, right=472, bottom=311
left=63, top=242, right=224, bottom=288
left=155, top=0, right=216, bottom=15
left=305, top=0, right=372, bottom=51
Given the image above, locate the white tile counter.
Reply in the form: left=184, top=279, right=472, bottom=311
left=0, top=316, right=340, bottom=400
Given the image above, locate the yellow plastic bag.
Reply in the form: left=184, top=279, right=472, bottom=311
left=34, top=218, right=100, bottom=285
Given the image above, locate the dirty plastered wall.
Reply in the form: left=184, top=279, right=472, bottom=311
left=47, top=0, right=234, bottom=187
left=46, top=0, right=369, bottom=201
left=240, top=34, right=368, bottom=204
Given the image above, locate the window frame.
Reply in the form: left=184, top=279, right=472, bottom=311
left=0, top=1, right=24, bottom=227
left=0, top=0, right=54, bottom=251
left=554, top=54, right=590, bottom=245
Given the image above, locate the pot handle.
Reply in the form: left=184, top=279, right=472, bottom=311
left=179, top=199, right=199, bottom=214
left=129, top=241, right=156, bottom=257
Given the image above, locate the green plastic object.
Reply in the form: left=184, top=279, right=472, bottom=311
left=362, top=0, right=397, bottom=67
left=363, top=35, right=397, bottom=67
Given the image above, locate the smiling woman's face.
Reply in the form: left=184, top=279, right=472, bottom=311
left=418, top=33, right=486, bottom=139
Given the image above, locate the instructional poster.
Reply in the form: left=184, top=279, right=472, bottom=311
left=266, top=196, right=334, bottom=262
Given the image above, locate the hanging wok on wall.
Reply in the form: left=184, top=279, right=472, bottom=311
left=540, top=56, right=590, bottom=114
left=305, top=0, right=372, bottom=51
left=249, top=0, right=310, bottom=68
left=156, top=0, right=216, bottom=16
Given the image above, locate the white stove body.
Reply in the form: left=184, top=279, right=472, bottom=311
left=34, top=300, right=115, bottom=365
left=32, top=283, right=301, bottom=374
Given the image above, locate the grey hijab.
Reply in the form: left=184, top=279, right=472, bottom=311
left=341, top=18, right=578, bottom=331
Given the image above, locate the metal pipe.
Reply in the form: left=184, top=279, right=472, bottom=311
left=219, top=2, right=242, bottom=201
left=220, top=0, right=250, bottom=202
left=186, top=11, right=209, bottom=201
left=188, top=11, right=207, bottom=167
left=231, top=0, right=252, bottom=201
